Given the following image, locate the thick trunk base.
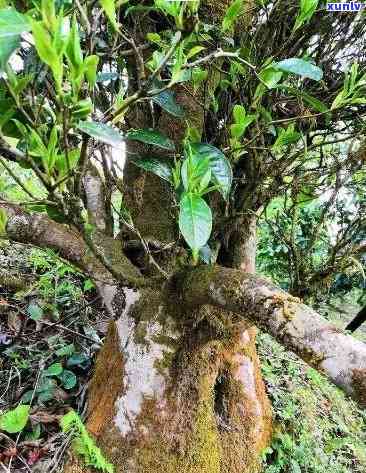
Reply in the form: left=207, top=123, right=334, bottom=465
left=64, top=289, right=272, bottom=473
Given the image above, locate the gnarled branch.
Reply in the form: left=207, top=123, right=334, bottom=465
left=0, top=203, right=144, bottom=298
left=174, top=266, right=366, bottom=408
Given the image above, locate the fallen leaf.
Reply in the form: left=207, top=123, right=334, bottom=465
left=7, top=311, right=22, bottom=333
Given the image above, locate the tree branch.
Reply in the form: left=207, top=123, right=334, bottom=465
left=174, top=266, right=366, bottom=408
left=0, top=203, right=144, bottom=288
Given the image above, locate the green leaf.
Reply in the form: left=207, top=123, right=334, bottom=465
left=37, top=389, right=55, bottom=403
left=233, top=104, right=246, bottom=123
left=100, top=0, right=118, bottom=30
left=171, top=38, right=185, bottom=84
left=37, top=376, right=57, bottom=394
left=44, top=362, right=63, bottom=376
left=66, top=352, right=90, bottom=370
left=272, top=125, right=301, bottom=150
left=0, top=8, right=30, bottom=71
left=30, top=19, right=63, bottom=87
left=46, top=205, right=67, bottom=223
left=186, top=45, right=205, bottom=60
left=230, top=116, right=256, bottom=139
left=60, top=410, right=114, bottom=473
left=0, top=208, right=7, bottom=235
left=126, top=129, right=175, bottom=151
left=181, top=149, right=210, bottom=192
left=259, top=67, right=283, bottom=89
left=55, top=149, right=80, bottom=177
left=274, top=58, right=323, bottom=81
left=84, top=55, right=99, bottom=88
left=30, top=20, right=56, bottom=66
left=199, top=168, right=211, bottom=192
left=58, top=369, right=77, bottom=389
left=25, top=423, right=41, bottom=441
left=222, top=0, right=243, bottom=32
left=152, top=90, right=185, bottom=118
left=130, top=156, right=173, bottom=183
left=20, top=391, right=33, bottom=404
left=55, top=343, right=75, bottom=357
left=179, top=193, right=212, bottom=253
left=83, top=279, right=95, bottom=292
left=190, top=143, right=232, bottom=200
left=77, top=121, right=124, bottom=148
left=27, top=303, right=44, bottom=321
left=146, top=32, right=161, bottom=44
left=0, top=34, right=19, bottom=72
left=294, top=0, right=319, bottom=31
left=41, top=0, right=57, bottom=31
left=0, top=405, right=30, bottom=434
left=66, top=16, right=83, bottom=69
left=0, top=8, right=30, bottom=36
left=191, top=68, right=208, bottom=88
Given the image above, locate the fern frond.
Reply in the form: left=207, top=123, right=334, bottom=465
left=61, top=410, right=114, bottom=473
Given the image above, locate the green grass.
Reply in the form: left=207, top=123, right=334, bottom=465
left=258, top=331, right=366, bottom=473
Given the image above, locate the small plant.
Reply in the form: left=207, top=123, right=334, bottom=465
left=0, top=404, right=30, bottom=434
left=27, top=248, right=84, bottom=310
left=60, top=410, right=114, bottom=473
left=21, top=360, right=80, bottom=405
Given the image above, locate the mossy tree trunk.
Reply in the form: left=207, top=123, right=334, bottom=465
left=68, top=95, right=272, bottom=471
left=70, top=17, right=272, bottom=465
left=76, top=286, right=272, bottom=473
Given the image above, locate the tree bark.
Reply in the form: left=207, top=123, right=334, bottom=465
left=64, top=286, right=272, bottom=473
left=176, top=266, right=366, bottom=408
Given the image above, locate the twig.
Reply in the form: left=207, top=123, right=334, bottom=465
left=105, top=32, right=182, bottom=123
left=0, top=199, right=58, bottom=207
left=38, top=296, right=101, bottom=334
left=183, top=49, right=269, bottom=88
left=40, top=320, right=101, bottom=344
left=75, top=0, right=91, bottom=34
left=30, top=360, right=44, bottom=406
left=147, top=31, right=182, bottom=86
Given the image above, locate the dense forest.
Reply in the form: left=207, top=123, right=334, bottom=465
left=0, top=1, right=365, bottom=472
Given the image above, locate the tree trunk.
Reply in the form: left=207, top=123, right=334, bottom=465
left=3, top=207, right=366, bottom=473
left=65, top=282, right=272, bottom=473
left=64, top=148, right=272, bottom=470
left=58, top=171, right=272, bottom=473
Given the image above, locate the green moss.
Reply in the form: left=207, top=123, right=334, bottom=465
left=186, top=394, right=221, bottom=472
left=154, top=349, right=176, bottom=374
left=83, top=312, right=271, bottom=473
left=134, top=374, right=221, bottom=473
